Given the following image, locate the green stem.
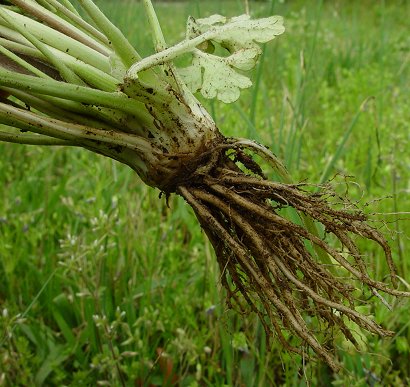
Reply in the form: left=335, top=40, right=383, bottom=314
left=0, top=24, right=29, bottom=47
left=0, top=43, right=49, bottom=78
left=54, top=51, right=119, bottom=91
left=77, top=0, right=141, bottom=68
left=0, top=104, right=155, bottom=178
left=0, top=102, right=151, bottom=151
left=142, top=0, right=167, bottom=52
left=58, top=0, right=80, bottom=16
left=0, top=37, right=44, bottom=60
left=5, top=86, right=151, bottom=135
left=0, top=7, right=83, bottom=85
left=44, top=0, right=109, bottom=45
left=0, top=69, right=143, bottom=116
left=10, top=0, right=110, bottom=56
left=0, top=8, right=110, bottom=73
left=140, top=0, right=193, bottom=94
left=2, top=88, right=110, bottom=130
left=0, top=129, right=74, bottom=145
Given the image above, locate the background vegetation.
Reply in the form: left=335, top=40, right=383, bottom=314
left=0, top=0, right=409, bottom=385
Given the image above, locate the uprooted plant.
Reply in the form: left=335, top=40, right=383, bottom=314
left=0, top=0, right=408, bottom=372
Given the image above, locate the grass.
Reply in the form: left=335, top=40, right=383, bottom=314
left=0, top=0, right=409, bottom=385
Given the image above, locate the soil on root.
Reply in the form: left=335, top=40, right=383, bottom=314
left=176, top=139, right=410, bottom=372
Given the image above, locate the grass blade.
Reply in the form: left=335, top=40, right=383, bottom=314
left=319, top=97, right=373, bottom=185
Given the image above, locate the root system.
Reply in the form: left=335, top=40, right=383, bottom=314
left=176, top=137, right=410, bottom=372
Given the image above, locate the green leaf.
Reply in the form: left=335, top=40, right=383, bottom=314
left=396, top=336, right=409, bottom=354
left=35, top=343, right=70, bottom=385
left=231, top=332, right=248, bottom=352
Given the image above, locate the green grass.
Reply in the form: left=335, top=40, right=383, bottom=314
left=1, top=0, right=409, bottom=385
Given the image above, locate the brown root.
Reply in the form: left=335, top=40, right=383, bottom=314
left=175, top=138, right=410, bottom=372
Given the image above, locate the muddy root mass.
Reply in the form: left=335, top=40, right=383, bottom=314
left=175, top=142, right=409, bottom=371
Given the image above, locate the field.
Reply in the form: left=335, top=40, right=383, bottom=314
left=0, top=0, right=409, bottom=385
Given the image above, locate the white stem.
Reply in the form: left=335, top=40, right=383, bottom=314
left=127, top=24, right=236, bottom=78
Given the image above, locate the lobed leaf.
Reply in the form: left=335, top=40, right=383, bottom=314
left=179, top=14, right=285, bottom=103
left=179, top=50, right=254, bottom=103
left=188, top=14, right=285, bottom=52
